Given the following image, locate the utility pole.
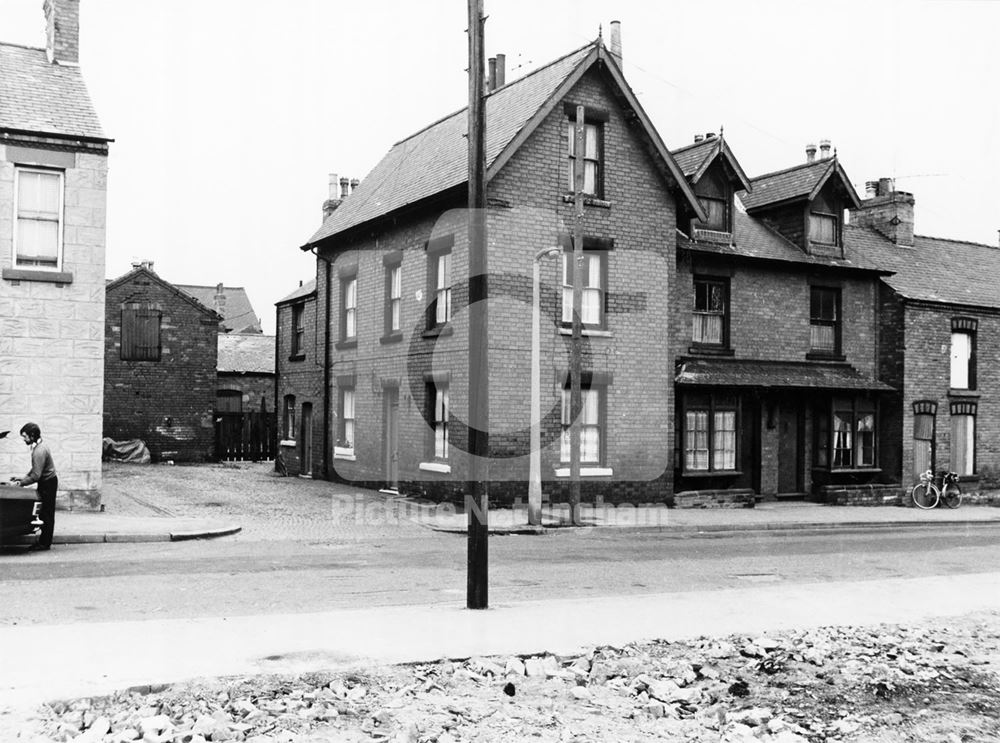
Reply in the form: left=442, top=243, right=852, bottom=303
left=569, top=105, right=585, bottom=524
left=466, top=0, right=489, bottom=609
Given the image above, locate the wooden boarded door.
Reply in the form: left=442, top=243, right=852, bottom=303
left=777, top=404, right=803, bottom=494
left=300, top=403, right=313, bottom=476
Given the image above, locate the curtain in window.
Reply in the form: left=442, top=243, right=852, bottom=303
left=951, top=414, right=974, bottom=475
left=16, top=170, right=60, bottom=266
left=389, top=266, right=401, bottom=330
left=810, top=324, right=835, bottom=352
left=341, top=389, right=355, bottom=448
left=434, top=386, right=449, bottom=459
left=435, top=254, right=452, bottom=324
left=833, top=413, right=852, bottom=467
left=562, top=253, right=602, bottom=325
left=712, top=410, right=736, bottom=470
left=566, top=122, right=599, bottom=194
left=284, top=396, right=296, bottom=440
left=856, top=413, right=875, bottom=466
left=685, top=411, right=709, bottom=471
left=950, top=332, right=971, bottom=389
left=343, top=278, right=357, bottom=338
left=561, top=388, right=601, bottom=463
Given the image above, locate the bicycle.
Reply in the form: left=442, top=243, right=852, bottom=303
left=910, top=469, right=962, bottom=509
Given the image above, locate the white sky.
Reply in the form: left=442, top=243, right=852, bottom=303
left=4, top=0, right=999, bottom=334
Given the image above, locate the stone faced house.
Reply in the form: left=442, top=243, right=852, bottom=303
left=104, top=264, right=221, bottom=462
left=295, top=36, right=705, bottom=503
left=0, top=0, right=110, bottom=507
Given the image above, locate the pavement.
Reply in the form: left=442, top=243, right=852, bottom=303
left=29, top=494, right=1000, bottom=545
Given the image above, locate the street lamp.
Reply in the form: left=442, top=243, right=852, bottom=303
left=529, top=245, right=562, bottom=525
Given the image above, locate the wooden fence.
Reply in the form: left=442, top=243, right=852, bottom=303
left=215, top=411, right=276, bottom=462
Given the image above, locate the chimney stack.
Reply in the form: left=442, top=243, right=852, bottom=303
left=805, top=143, right=817, bottom=163
left=819, top=139, right=832, bottom=159
left=609, top=20, right=622, bottom=63
left=214, top=283, right=227, bottom=316
left=487, top=57, right=497, bottom=92
left=322, top=173, right=342, bottom=221
left=849, top=176, right=915, bottom=247
left=43, top=0, right=80, bottom=65
left=131, top=259, right=155, bottom=272
left=495, top=53, right=506, bottom=88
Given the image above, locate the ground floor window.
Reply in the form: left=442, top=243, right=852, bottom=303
left=338, top=387, right=355, bottom=450
left=815, top=396, right=877, bottom=469
left=283, top=395, right=296, bottom=440
left=950, top=401, right=976, bottom=475
left=683, top=393, right=738, bottom=472
left=427, top=381, right=449, bottom=460
left=561, top=386, right=604, bottom=464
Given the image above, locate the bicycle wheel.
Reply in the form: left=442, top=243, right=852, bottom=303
left=911, top=483, right=938, bottom=509
left=941, top=483, right=962, bottom=509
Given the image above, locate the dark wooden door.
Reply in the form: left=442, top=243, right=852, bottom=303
left=300, top=403, right=313, bottom=475
left=777, top=404, right=802, bottom=494
left=383, top=388, right=399, bottom=490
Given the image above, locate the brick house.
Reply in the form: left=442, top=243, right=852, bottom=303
left=274, top=278, right=322, bottom=477
left=0, top=0, right=111, bottom=508
left=851, top=180, right=1000, bottom=497
left=104, top=263, right=221, bottom=462
left=671, top=138, right=895, bottom=505
left=294, top=35, right=706, bottom=503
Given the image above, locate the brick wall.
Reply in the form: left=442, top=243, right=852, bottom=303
left=104, top=272, right=218, bottom=462
left=217, top=372, right=275, bottom=412
left=0, top=142, right=107, bottom=508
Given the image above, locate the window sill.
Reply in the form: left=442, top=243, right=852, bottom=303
left=335, top=338, right=358, bottom=351
left=419, top=461, right=452, bottom=474
left=561, top=194, right=611, bottom=209
left=687, top=345, right=734, bottom=357
left=680, top=470, right=742, bottom=478
left=558, top=327, right=611, bottom=338
left=816, top=467, right=883, bottom=474
left=333, top=447, right=356, bottom=461
left=279, top=439, right=296, bottom=447
left=380, top=331, right=404, bottom=345
left=3, top=267, right=73, bottom=284
left=948, top=389, right=980, bottom=398
left=422, top=325, right=454, bottom=340
left=287, top=353, right=305, bottom=362
left=553, top=467, right=613, bottom=477
left=806, top=351, right=846, bottom=361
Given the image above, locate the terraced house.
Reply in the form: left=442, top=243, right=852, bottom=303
left=0, top=0, right=110, bottom=508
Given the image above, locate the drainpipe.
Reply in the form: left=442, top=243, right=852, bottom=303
left=273, top=303, right=280, bottom=468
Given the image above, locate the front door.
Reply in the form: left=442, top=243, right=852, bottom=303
left=300, top=403, right=313, bottom=476
left=777, top=404, right=802, bottom=494
left=383, top=388, right=399, bottom=490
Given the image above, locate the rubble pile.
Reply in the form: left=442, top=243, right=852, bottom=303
left=30, top=613, right=1000, bottom=743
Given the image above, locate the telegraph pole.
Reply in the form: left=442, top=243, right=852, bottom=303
left=466, top=0, right=489, bottom=609
left=569, top=105, right=586, bottom=523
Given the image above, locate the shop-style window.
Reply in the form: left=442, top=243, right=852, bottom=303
left=683, top=395, right=738, bottom=472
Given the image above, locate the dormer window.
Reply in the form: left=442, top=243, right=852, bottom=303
left=810, top=212, right=839, bottom=246
left=695, top=197, right=728, bottom=232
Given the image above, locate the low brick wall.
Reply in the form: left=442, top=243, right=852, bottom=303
left=817, top=484, right=903, bottom=506
left=674, top=489, right=755, bottom=509
left=953, top=489, right=1000, bottom=507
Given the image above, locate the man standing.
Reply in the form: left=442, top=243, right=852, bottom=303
left=12, top=422, right=57, bottom=551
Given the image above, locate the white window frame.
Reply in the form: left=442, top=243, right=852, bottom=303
left=560, top=386, right=604, bottom=465
left=13, top=166, right=64, bottom=271
left=342, top=276, right=357, bottom=340
left=561, top=250, right=605, bottom=328
left=388, top=264, right=402, bottom=332
left=336, top=386, right=356, bottom=456
left=435, top=252, right=452, bottom=326
left=950, top=331, right=972, bottom=390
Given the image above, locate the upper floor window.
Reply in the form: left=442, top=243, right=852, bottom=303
left=427, top=251, right=452, bottom=329
left=810, top=212, right=838, bottom=246
left=385, top=263, right=401, bottom=333
left=341, top=276, right=357, bottom=341
left=692, top=277, right=728, bottom=346
left=809, top=286, right=841, bottom=354
left=15, top=168, right=63, bottom=269
left=561, top=386, right=605, bottom=464
left=291, top=303, right=305, bottom=357
left=566, top=119, right=603, bottom=197
left=121, top=307, right=161, bottom=361
left=561, top=249, right=606, bottom=328
left=950, top=318, right=977, bottom=390
left=694, top=197, right=728, bottom=233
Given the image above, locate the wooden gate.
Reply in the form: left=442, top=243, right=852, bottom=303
left=215, top=411, right=277, bottom=461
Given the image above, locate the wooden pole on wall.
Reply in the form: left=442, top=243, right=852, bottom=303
left=466, top=0, right=489, bottom=610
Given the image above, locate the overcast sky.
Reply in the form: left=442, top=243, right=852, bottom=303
left=5, top=0, right=998, bottom=334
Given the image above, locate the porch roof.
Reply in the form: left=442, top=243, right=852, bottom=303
left=675, top=358, right=894, bottom=391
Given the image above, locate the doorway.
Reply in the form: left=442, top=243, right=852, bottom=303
left=777, top=403, right=803, bottom=495
left=300, top=403, right=313, bottom=477
left=382, top=387, right=400, bottom=491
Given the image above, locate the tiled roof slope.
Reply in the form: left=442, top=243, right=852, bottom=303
left=0, top=42, right=107, bottom=140
left=677, top=211, right=885, bottom=273
left=670, top=138, right=719, bottom=177
left=276, top=278, right=316, bottom=305
left=176, top=284, right=262, bottom=334
left=739, top=159, right=832, bottom=211
left=849, top=226, right=1000, bottom=309
left=218, top=333, right=275, bottom=374
left=676, top=358, right=892, bottom=391
left=305, top=43, right=595, bottom=245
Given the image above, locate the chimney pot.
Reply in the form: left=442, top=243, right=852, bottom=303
left=350, top=178, right=360, bottom=193
left=609, top=20, right=622, bottom=62
left=805, top=143, right=817, bottom=163
left=819, top=139, right=832, bottom=159
left=328, top=173, right=339, bottom=199
left=865, top=180, right=879, bottom=199
left=705, top=132, right=716, bottom=140
left=487, top=57, right=496, bottom=92
left=878, top=176, right=895, bottom=196
left=694, top=134, right=704, bottom=143
left=339, top=177, right=350, bottom=199
left=495, top=53, right=506, bottom=87
left=44, top=0, right=80, bottom=65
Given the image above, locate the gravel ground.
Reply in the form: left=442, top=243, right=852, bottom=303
left=15, top=610, right=1000, bottom=742
left=99, top=462, right=426, bottom=541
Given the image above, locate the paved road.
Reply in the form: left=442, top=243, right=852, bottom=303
left=3, top=524, right=999, bottom=625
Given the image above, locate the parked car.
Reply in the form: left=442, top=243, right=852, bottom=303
left=0, top=483, right=41, bottom=547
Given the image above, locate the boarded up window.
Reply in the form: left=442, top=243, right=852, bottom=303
left=121, top=307, right=161, bottom=361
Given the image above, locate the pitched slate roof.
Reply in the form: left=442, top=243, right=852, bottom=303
left=671, top=138, right=719, bottom=178
left=218, top=333, right=275, bottom=374
left=848, top=227, right=1000, bottom=310
left=106, top=267, right=222, bottom=320
left=0, top=42, right=107, bottom=140
left=677, top=211, right=886, bottom=273
left=304, top=40, right=702, bottom=247
left=676, top=358, right=893, bottom=391
left=175, top=284, right=262, bottom=334
left=739, top=158, right=860, bottom=212
left=276, top=278, right=316, bottom=305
